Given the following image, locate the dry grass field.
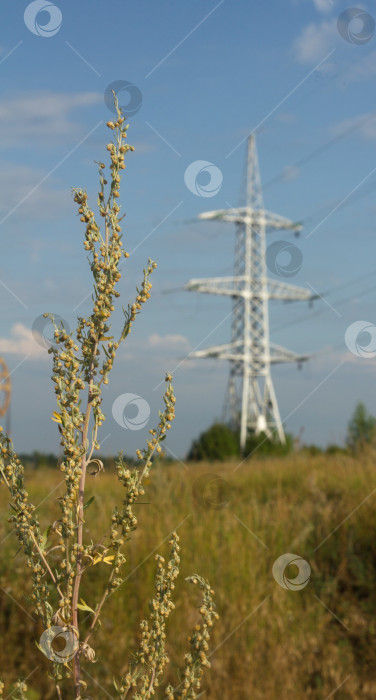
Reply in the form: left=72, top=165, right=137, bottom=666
left=1, top=451, right=376, bottom=699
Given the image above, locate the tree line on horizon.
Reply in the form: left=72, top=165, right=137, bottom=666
left=16, top=401, right=376, bottom=466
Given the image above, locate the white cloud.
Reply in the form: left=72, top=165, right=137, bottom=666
left=0, top=91, right=102, bottom=147
left=312, top=0, right=333, bottom=13
left=132, top=141, right=156, bottom=154
left=293, top=19, right=337, bottom=63
left=344, top=50, right=376, bottom=84
left=291, top=0, right=333, bottom=13
left=277, top=112, right=298, bottom=124
left=148, top=333, right=191, bottom=350
left=282, top=164, right=301, bottom=182
left=0, top=323, right=46, bottom=359
left=331, top=112, right=376, bottom=141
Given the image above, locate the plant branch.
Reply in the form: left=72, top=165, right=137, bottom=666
left=72, top=339, right=98, bottom=698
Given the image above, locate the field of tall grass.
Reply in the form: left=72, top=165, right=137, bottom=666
left=1, top=451, right=376, bottom=699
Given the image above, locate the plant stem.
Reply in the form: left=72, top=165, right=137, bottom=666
left=29, top=532, right=63, bottom=598
left=72, top=340, right=98, bottom=698
left=148, top=668, right=156, bottom=693
left=82, top=574, right=114, bottom=646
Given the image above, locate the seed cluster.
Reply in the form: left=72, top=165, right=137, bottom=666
left=48, top=319, right=86, bottom=539
left=0, top=434, right=51, bottom=621
left=117, top=534, right=180, bottom=698
left=111, top=374, right=176, bottom=555
left=0, top=680, right=28, bottom=699
left=173, top=576, right=219, bottom=699
left=78, top=374, right=177, bottom=644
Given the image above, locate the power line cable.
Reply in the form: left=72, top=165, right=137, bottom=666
left=272, top=280, right=376, bottom=334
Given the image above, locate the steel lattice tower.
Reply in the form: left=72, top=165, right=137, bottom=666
left=185, top=135, right=314, bottom=450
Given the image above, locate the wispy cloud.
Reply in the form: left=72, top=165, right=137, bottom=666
left=344, top=50, right=376, bottom=84
left=0, top=91, right=102, bottom=147
left=293, top=19, right=337, bottom=64
left=148, top=333, right=191, bottom=351
left=0, top=324, right=46, bottom=359
left=331, top=112, right=376, bottom=141
left=277, top=112, right=298, bottom=124
left=291, top=0, right=333, bottom=13
left=281, top=164, right=301, bottom=182
left=312, top=0, right=333, bottom=13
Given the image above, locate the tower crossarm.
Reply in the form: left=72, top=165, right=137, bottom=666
left=186, top=276, right=316, bottom=302
left=185, top=276, right=244, bottom=298
left=198, top=208, right=302, bottom=233
left=267, top=279, right=315, bottom=301
left=190, top=341, right=243, bottom=362
left=269, top=342, right=309, bottom=364
left=263, top=210, right=302, bottom=232
left=189, top=341, right=308, bottom=365
left=198, top=208, right=248, bottom=224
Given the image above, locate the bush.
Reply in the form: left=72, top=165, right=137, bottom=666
left=244, top=431, right=294, bottom=458
left=300, top=444, right=323, bottom=456
left=347, top=402, right=376, bottom=452
left=325, top=444, right=348, bottom=456
left=188, top=423, right=239, bottom=461
left=188, top=424, right=294, bottom=461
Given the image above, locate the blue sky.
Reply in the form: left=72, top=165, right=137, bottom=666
left=0, top=0, right=376, bottom=457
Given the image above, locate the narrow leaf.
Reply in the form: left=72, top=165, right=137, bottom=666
left=51, top=411, right=62, bottom=423
left=84, top=496, right=95, bottom=511
left=77, top=599, right=95, bottom=614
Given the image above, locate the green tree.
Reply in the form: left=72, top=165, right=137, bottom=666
left=188, top=423, right=239, bottom=461
left=188, top=423, right=294, bottom=461
left=244, top=431, right=293, bottom=458
left=347, top=402, right=376, bottom=451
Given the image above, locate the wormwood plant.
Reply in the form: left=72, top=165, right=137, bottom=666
left=0, top=95, right=218, bottom=700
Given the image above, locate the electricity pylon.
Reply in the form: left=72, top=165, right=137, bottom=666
left=185, top=135, right=315, bottom=451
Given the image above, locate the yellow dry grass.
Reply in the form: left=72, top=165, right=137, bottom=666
left=1, top=451, right=376, bottom=699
